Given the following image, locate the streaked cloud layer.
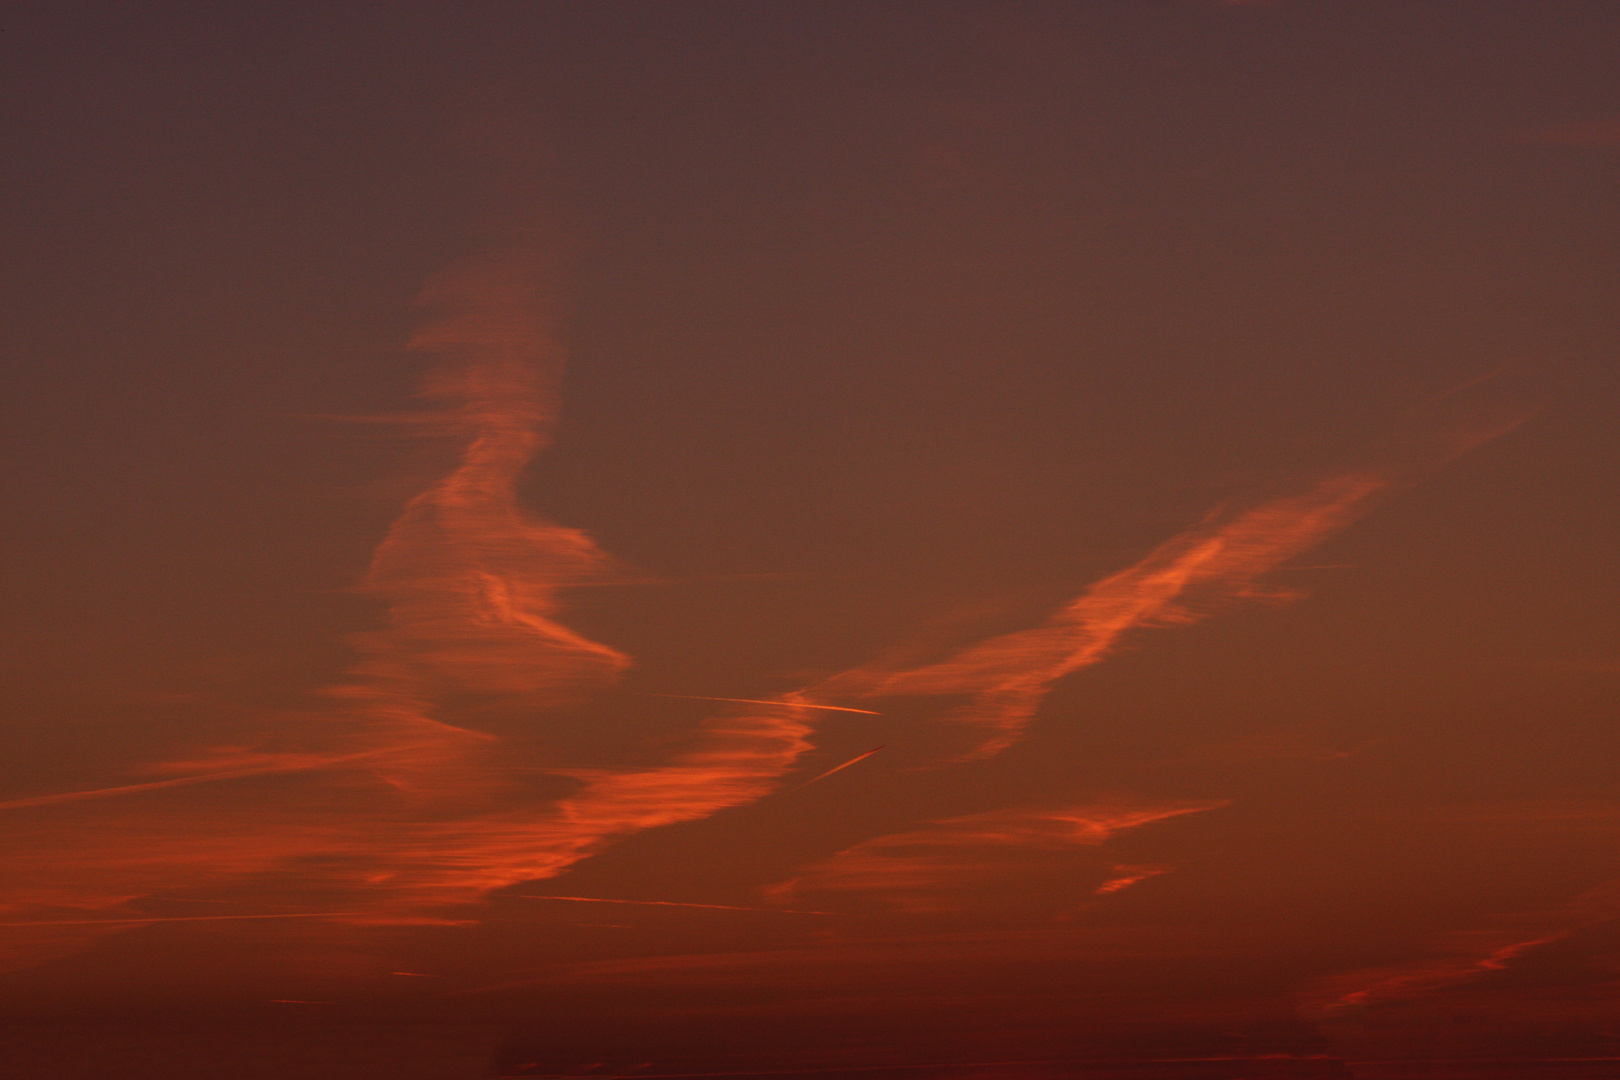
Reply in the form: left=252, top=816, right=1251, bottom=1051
left=0, top=245, right=1541, bottom=974
left=0, top=235, right=1563, bottom=1080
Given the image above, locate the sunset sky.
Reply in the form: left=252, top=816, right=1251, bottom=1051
left=3, top=3, right=1620, bottom=1078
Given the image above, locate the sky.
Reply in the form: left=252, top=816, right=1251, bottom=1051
left=2, top=2, right=1619, bottom=1078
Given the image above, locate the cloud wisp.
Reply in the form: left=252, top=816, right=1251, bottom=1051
left=811, top=475, right=1385, bottom=758
left=804, top=368, right=1539, bottom=760
left=767, top=803, right=1225, bottom=914
left=0, top=249, right=825, bottom=957
left=0, top=240, right=1543, bottom=987
left=1303, top=878, right=1620, bottom=1018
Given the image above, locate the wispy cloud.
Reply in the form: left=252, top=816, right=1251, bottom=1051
left=803, top=369, right=1539, bottom=760
left=0, top=744, right=440, bottom=811
left=1303, top=878, right=1620, bottom=1018
left=0, top=912, right=363, bottom=928
left=0, top=249, right=1545, bottom=981
left=372, top=699, right=818, bottom=906
left=813, top=475, right=1384, bottom=758
left=1094, top=865, right=1171, bottom=895
left=345, top=248, right=631, bottom=718
left=509, top=894, right=831, bottom=915
left=639, top=694, right=883, bottom=715
left=0, top=249, right=826, bottom=958
left=767, top=803, right=1224, bottom=914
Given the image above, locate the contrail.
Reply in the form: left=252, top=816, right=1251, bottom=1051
left=509, top=894, right=832, bottom=915
left=639, top=694, right=882, bottom=715
left=0, top=745, right=444, bottom=811
left=0, top=912, right=364, bottom=928
left=796, top=746, right=885, bottom=788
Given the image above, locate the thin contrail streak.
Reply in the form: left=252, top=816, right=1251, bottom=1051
left=0, top=912, right=364, bottom=928
left=638, top=694, right=882, bottom=715
left=0, top=745, right=442, bottom=811
left=509, top=895, right=833, bottom=915
left=796, top=746, right=885, bottom=788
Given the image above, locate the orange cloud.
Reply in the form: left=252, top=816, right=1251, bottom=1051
left=0, top=250, right=826, bottom=962
left=368, top=701, right=818, bottom=907
left=1094, top=865, right=1171, bottom=895
left=1303, top=879, right=1620, bottom=1018
left=343, top=248, right=631, bottom=724
left=804, top=366, right=1540, bottom=760
left=768, top=803, right=1224, bottom=914
left=509, top=895, right=831, bottom=915
left=1306, top=934, right=1571, bottom=1020
left=814, top=474, right=1385, bottom=758
left=0, top=250, right=1545, bottom=985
